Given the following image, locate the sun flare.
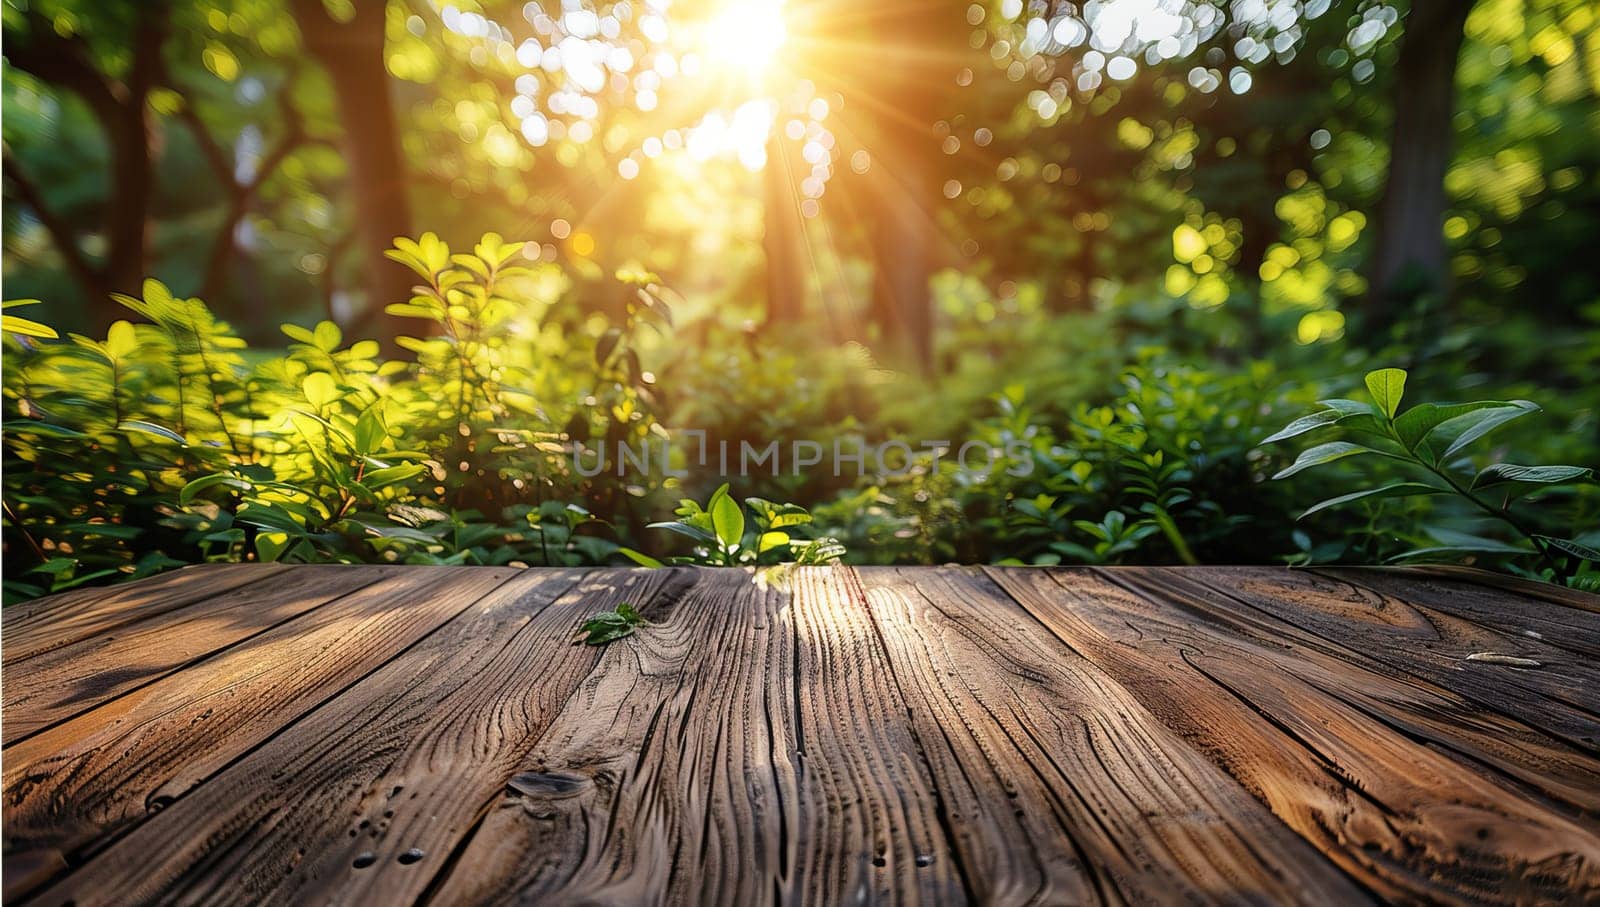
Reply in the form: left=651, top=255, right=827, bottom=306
left=699, top=0, right=788, bottom=74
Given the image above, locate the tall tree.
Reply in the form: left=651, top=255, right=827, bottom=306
left=762, top=133, right=807, bottom=325
left=290, top=0, right=411, bottom=347
left=825, top=0, right=968, bottom=371
left=1365, top=0, right=1478, bottom=317
left=3, top=2, right=171, bottom=327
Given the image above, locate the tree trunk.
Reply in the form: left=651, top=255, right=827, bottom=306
left=834, top=1, right=966, bottom=372
left=3, top=4, right=168, bottom=329
left=292, top=0, right=411, bottom=349
left=101, top=103, right=157, bottom=307
left=865, top=160, right=935, bottom=370
left=762, top=134, right=807, bottom=325
left=1365, top=0, right=1476, bottom=321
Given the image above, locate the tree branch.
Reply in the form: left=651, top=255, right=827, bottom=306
left=2, top=150, right=104, bottom=298
left=178, top=72, right=315, bottom=299
left=3, top=10, right=123, bottom=123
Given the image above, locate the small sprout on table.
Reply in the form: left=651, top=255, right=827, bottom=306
left=574, top=602, right=647, bottom=645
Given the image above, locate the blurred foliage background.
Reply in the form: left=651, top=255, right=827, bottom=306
left=3, top=0, right=1598, bottom=598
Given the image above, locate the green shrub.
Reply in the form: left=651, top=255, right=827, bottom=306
left=2, top=234, right=668, bottom=599
left=815, top=355, right=1312, bottom=566
left=1264, top=367, right=1598, bottom=587
left=6, top=234, right=1595, bottom=600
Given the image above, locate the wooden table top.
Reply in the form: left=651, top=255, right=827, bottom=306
left=3, top=564, right=1598, bottom=904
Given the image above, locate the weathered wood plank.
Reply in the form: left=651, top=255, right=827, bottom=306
left=779, top=566, right=964, bottom=904
left=1409, top=566, right=1600, bottom=616
left=1, top=564, right=287, bottom=663
left=430, top=569, right=788, bottom=904
left=27, top=567, right=678, bottom=906
left=987, top=566, right=1600, bottom=904
left=859, top=566, right=1370, bottom=904
left=0, top=566, right=528, bottom=901
left=2, top=565, right=385, bottom=745
left=434, top=566, right=966, bottom=905
left=1319, top=566, right=1600, bottom=657
left=1166, top=569, right=1600, bottom=813
left=1116, top=568, right=1600, bottom=814
left=1185, top=567, right=1600, bottom=753
left=10, top=564, right=1600, bottom=904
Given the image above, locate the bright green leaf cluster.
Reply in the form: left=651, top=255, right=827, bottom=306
left=1264, top=367, right=1594, bottom=585
left=621, top=483, right=846, bottom=569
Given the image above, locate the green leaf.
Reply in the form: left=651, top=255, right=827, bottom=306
left=1472, top=463, right=1593, bottom=490
left=1318, top=398, right=1378, bottom=416
left=1536, top=536, right=1600, bottom=563
left=1435, top=401, right=1539, bottom=461
left=574, top=603, right=646, bottom=645
left=27, top=556, right=80, bottom=576
left=1406, top=527, right=1535, bottom=556
left=353, top=408, right=388, bottom=455
left=618, top=547, right=665, bottom=568
left=255, top=531, right=292, bottom=562
left=4, top=419, right=86, bottom=438
left=301, top=372, right=340, bottom=410
left=577, top=620, right=635, bottom=645
left=312, top=320, right=341, bottom=351
left=790, top=536, right=846, bottom=565
left=180, top=472, right=251, bottom=504
left=646, top=521, right=718, bottom=546
left=1392, top=401, right=1506, bottom=451
left=2, top=299, right=58, bottom=338
left=361, top=464, right=425, bottom=490
left=236, top=503, right=307, bottom=533
left=1272, top=441, right=1377, bottom=480
left=709, top=484, right=745, bottom=551
left=1260, top=410, right=1340, bottom=445
left=1364, top=368, right=1407, bottom=419
left=757, top=530, right=790, bottom=554
left=767, top=510, right=811, bottom=529
left=384, top=303, right=440, bottom=320
left=1298, top=482, right=1447, bottom=519
left=104, top=320, right=138, bottom=358
left=118, top=420, right=186, bottom=444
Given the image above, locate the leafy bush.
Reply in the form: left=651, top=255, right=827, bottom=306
left=2, top=234, right=667, bottom=600
left=816, top=356, right=1312, bottom=566
left=5, top=234, right=1595, bottom=601
left=1264, top=367, right=1597, bottom=587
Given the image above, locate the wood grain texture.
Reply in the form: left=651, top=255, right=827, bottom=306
left=987, top=566, right=1600, bottom=904
left=435, top=567, right=972, bottom=904
left=2, top=565, right=384, bottom=745
left=1, top=566, right=520, bottom=900
left=1410, top=565, right=1600, bottom=616
left=430, top=568, right=799, bottom=904
left=1317, top=566, right=1600, bottom=657
left=1, top=564, right=286, bottom=664
left=1189, top=567, right=1600, bottom=753
left=26, top=567, right=669, bottom=906
left=858, top=566, right=1369, bottom=905
left=6, top=564, right=1599, bottom=905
